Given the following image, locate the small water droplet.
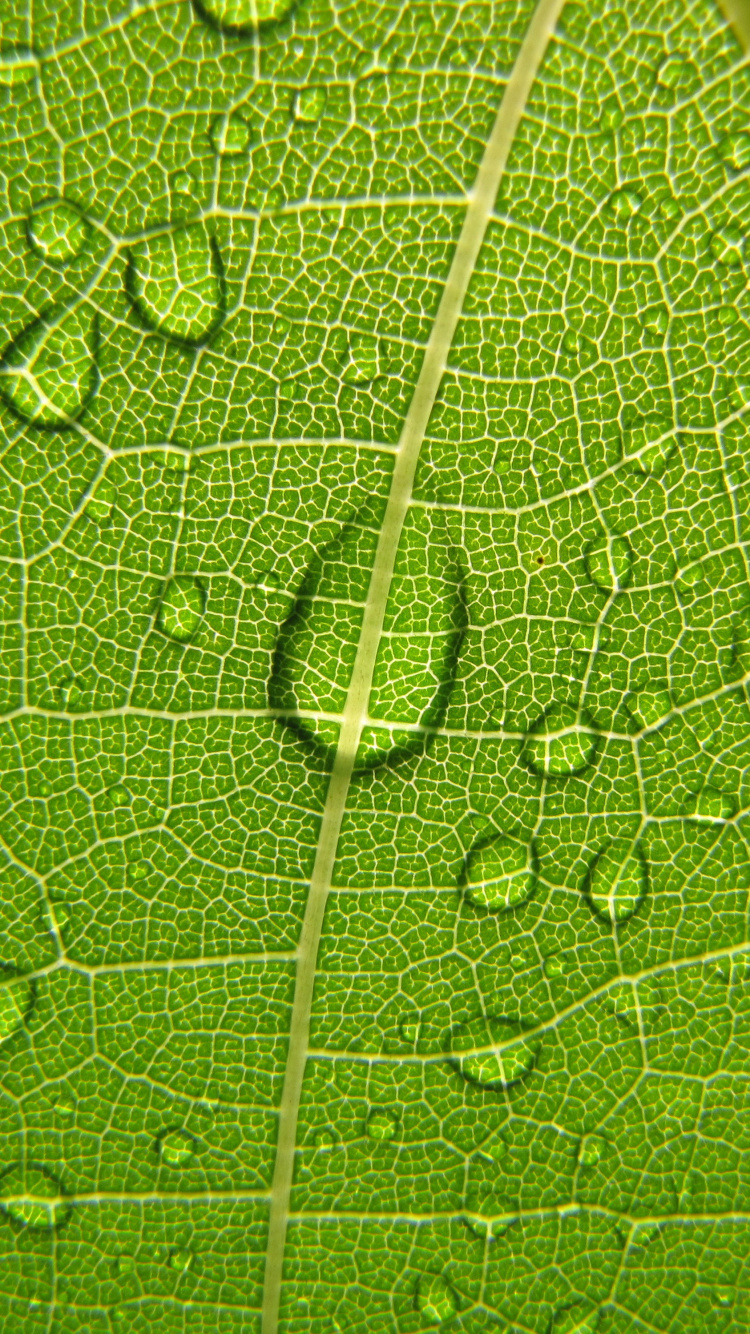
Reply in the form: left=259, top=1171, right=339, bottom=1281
left=0, top=1162, right=70, bottom=1231
left=172, top=171, right=194, bottom=197
left=691, top=786, right=736, bottom=822
left=600, top=98, right=623, bottom=131
left=627, top=689, right=671, bottom=729
left=578, top=1134, right=607, bottom=1167
left=157, top=577, right=205, bottom=643
left=313, top=1128, right=335, bottom=1151
left=37, top=780, right=52, bottom=797
left=399, top=1018, right=420, bottom=1045
left=640, top=306, right=668, bottom=338
left=116, top=1255, right=136, bottom=1276
left=210, top=112, right=251, bottom=155
left=158, top=1128, right=195, bottom=1168
left=415, top=1273, right=458, bottom=1325
left=293, top=86, right=327, bottom=124
left=717, top=305, right=739, bottom=328
left=341, top=331, right=379, bottom=385
left=127, top=223, right=224, bottom=346
left=366, top=1109, right=398, bottom=1142
left=550, top=1302, right=601, bottom=1334
left=636, top=1222, right=660, bottom=1245
left=710, top=227, right=744, bottom=268
left=713, top=1287, right=733, bottom=1309
left=106, top=783, right=131, bottom=809
left=718, top=133, right=750, bottom=172
left=522, top=703, right=598, bottom=778
left=0, top=46, right=38, bottom=85
left=0, top=972, right=33, bottom=1045
left=53, top=1096, right=75, bottom=1123
left=450, top=1016, right=539, bottom=1091
left=27, top=199, right=90, bottom=266
left=656, top=193, right=681, bottom=221
left=462, top=836, right=535, bottom=912
left=585, top=534, right=633, bottom=593
left=655, top=54, right=696, bottom=90
left=607, top=189, right=643, bottom=222
left=544, top=952, right=574, bottom=980
left=587, top=843, right=647, bottom=924
left=193, top=0, right=295, bottom=33
left=0, top=303, right=99, bottom=428
left=169, top=1246, right=193, bottom=1273
left=128, top=859, right=150, bottom=883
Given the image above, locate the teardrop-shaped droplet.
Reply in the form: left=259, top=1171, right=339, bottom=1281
left=0, top=46, right=37, bottom=86
left=587, top=842, right=647, bottom=924
left=522, top=703, right=599, bottom=778
left=462, top=836, right=535, bottom=912
left=627, top=689, right=671, bottom=730
left=157, top=577, right=205, bottom=643
left=0, top=1162, right=70, bottom=1231
left=0, top=304, right=98, bottom=428
left=0, top=972, right=33, bottom=1045
left=169, top=1246, right=193, bottom=1273
left=450, top=1016, right=539, bottom=1091
left=585, top=534, right=633, bottom=593
left=193, top=0, right=295, bottom=33
left=691, top=786, right=736, bottom=822
left=710, top=227, right=744, bottom=268
left=718, top=133, right=750, bottom=172
left=126, top=224, right=224, bottom=346
left=158, top=1128, right=195, bottom=1168
left=607, top=188, right=642, bottom=221
left=415, top=1273, right=458, bottom=1325
left=210, top=112, right=251, bottom=155
left=293, top=86, right=327, bottom=124
left=578, top=1134, right=607, bottom=1167
left=366, top=1109, right=398, bottom=1142
left=27, top=199, right=90, bottom=265
left=341, top=332, right=379, bottom=385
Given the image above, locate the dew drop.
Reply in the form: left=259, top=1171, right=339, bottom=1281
left=550, top=1301, right=601, bottom=1334
left=578, top=1134, right=607, bottom=1167
left=415, top=1273, right=458, bottom=1325
left=462, top=836, right=535, bottom=912
left=0, top=46, right=38, bottom=86
left=655, top=54, right=696, bottom=91
left=157, top=577, right=205, bottom=643
left=27, top=199, right=89, bottom=266
left=293, top=86, right=327, bottom=124
left=450, top=1016, right=539, bottom=1091
left=106, top=783, right=131, bottom=809
left=640, top=306, right=668, bottom=339
left=210, top=112, right=251, bottom=156
left=341, top=331, right=379, bottom=385
left=53, top=1096, right=75, bottom=1123
left=172, top=171, right=193, bottom=198
left=399, top=1017, right=420, bottom=1045
left=0, top=303, right=99, bottom=428
left=627, top=689, right=671, bottom=729
left=128, top=859, right=150, bottom=883
left=0, top=1162, right=70, bottom=1231
left=116, top=1255, right=136, bottom=1276
left=691, top=786, right=736, bottom=822
left=718, top=133, right=750, bottom=172
left=585, top=534, right=633, bottom=593
left=0, top=972, right=33, bottom=1045
left=587, top=843, right=646, bottom=925
left=544, top=952, right=575, bottom=980
left=313, top=1128, right=335, bottom=1152
left=126, top=224, right=224, bottom=346
left=710, top=227, right=744, bottom=268
left=713, top=1288, right=733, bottom=1309
left=158, top=1128, right=195, bottom=1168
left=607, top=188, right=643, bottom=221
left=366, top=1109, right=398, bottom=1142
left=194, top=0, right=295, bottom=33
left=169, top=1246, right=193, bottom=1273
left=522, top=702, right=598, bottom=778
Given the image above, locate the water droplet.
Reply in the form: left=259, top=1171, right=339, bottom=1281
left=126, top=224, right=225, bottom=346
left=713, top=1288, right=733, bottom=1309
left=710, top=227, right=744, bottom=268
left=293, top=86, right=327, bottom=124
left=544, top=952, right=575, bottom=980
left=169, top=1247, right=193, bottom=1273
left=27, top=199, right=90, bottom=266
left=627, top=689, right=671, bottom=729
left=550, top=1302, right=601, bottom=1334
left=587, top=843, right=647, bottom=925
left=462, top=836, right=535, bottom=912
left=128, top=859, right=150, bottom=883
left=37, top=780, right=52, bottom=797
left=636, top=1222, right=660, bottom=1245
left=522, top=703, right=598, bottom=778
left=313, top=1128, right=335, bottom=1151
left=157, top=577, right=205, bottom=643
left=172, top=171, right=193, bottom=197
left=718, top=133, right=750, bottom=172
left=399, top=1017, right=420, bottom=1045
left=210, top=112, right=251, bottom=155
left=0, top=303, right=99, bottom=428
left=116, top=1255, right=136, bottom=1276
left=717, top=305, right=739, bottom=328
left=193, top=0, right=295, bottom=33
left=106, top=783, right=131, bottom=809
left=607, top=189, right=643, bottom=222
left=450, top=1016, right=539, bottom=1091
left=585, top=534, right=633, bottom=593
left=53, top=1096, right=75, bottom=1123
left=366, top=1109, right=398, bottom=1142
left=640, top=307, right=668, bottom=339
left=655, top=54, right=696, bottom=90
left=341, top=331, right=379, bottom=385
left=158, top=1128, right=195, bottom=1168
left=578, top=1134, right=607, bottom=1167
left=0, top=972, right=33, bottom=1045
left=0, top=1162, right=70, bottom=1231
left=600, top=98, right=623, bottom=131
left=691, top=786, right=736, bottom=822
left=0, top=46, right=37, bottom=85
left=415, top=1273, right=458, bottom=1325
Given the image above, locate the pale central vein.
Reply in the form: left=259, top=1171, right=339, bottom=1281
left=260, top=3, right=567, bottom=1331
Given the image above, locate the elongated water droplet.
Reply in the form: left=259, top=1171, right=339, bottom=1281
left=27, top=199, right=89, bottom=265
left=585, top=535, right=633, bottom=593
left=415, top=1274, right=458, bottom=1325
left=0, top=46, right=37, bottom=86
left=210, top=113, right=251, bottom=155
left=522, top=703, right=598, bottom=778
left=710, top=227, right=744, bottom=268
left=126, top=224, right=224, bottom=346
left=587, top=842, right=647, bottom=924
left=157, top=577, right=205, bottom=643
left=578, top=1134, right=607, bottom=1167
left=293, top=86, right=327, bottom=124
left=366, top=1109, right=398, bottom=1142
left=193, top=0, right=295, bottom=33
left=0, top=1163, right=70, bottom=1231
left=0, top=972, right=33, bottom=1044
left=0, top=304, right=98, bottom=428
left=718, top=133, right=750, bottom=172
left=158, top=1129, right=195, bottom=1168
left=462, top=836, right=535, bottom=912
left=607, top=189, right=642, bottom=221
left=627, top=689, right=671, bottom=729
left=691, top=786, right=736, bottom=822
left=450, top=1016, right=539, bottom=1091
left=169, top=1247, right=193, bottom=1273
left=341, top=331, right=379, bottom=385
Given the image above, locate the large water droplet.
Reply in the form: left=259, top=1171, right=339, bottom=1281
left=293, top=86, right=327, bottom=124
left=462, top=836, right=535, bottom=912
left=607, top=189, right=643, bottom=222
left=157, top=577, right=205, bottom=643
left=718, top=133, right=750, bottom=172
left=0, top=304, right=99, bottom=428
left=341, top=331, right=379, bottom=385
left=586, top=842, right=647, bottom=924
left=627, top=689, right=671, bottom=730
left=450, top=1016, right=539, bottom=1091
left=27, top=199, right=90, bottom=265
left=158, top=1128, right=195, bottom=1168
left=0, top=1163, right=70, bottom=1231
left=0, top=972, right=33, bottom=1045
left=710, top=227, right=744, bottom=268
left=585, top=534, right=633, bottom=593
left=522, top=703, right=598, bottom=777
left=169, top=1247, right=193, bottom=1273
left=415, top=1274, right=458, bottom=1325
left=366, top=1109, right=398, bottom=1142
left=126, top=224, right=224, bottom=346
left=690, top=786, right=737, bottom=822
left=106, top=783, right=131, bottom=809
left=193, top=0, right=295, bottom=33
left=210, top=113, right=251, bottom=156
left=0, top=46, right=37, bottom=86
left=578, top=1134, right=607, bottom=1167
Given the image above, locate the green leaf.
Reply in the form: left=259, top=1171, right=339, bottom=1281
left=0, top=0, right=749, bottom=1331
